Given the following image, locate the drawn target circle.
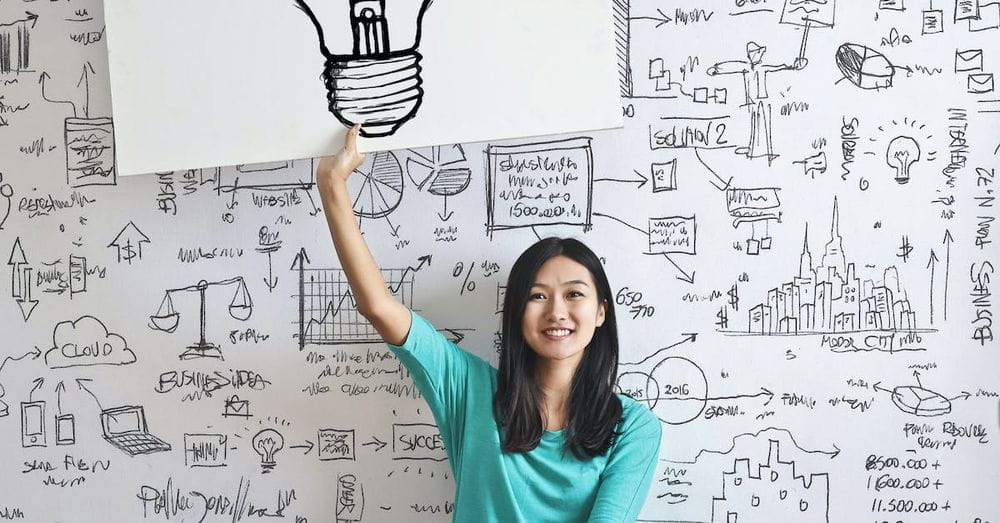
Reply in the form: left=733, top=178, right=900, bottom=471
left=348, top=151, right=404, bottom=219
left=649, top=356, right=708, bottom=425
left=616, top=371, right=660, bottom=409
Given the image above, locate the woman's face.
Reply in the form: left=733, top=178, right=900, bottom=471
left=521, top=255, right=606, bottom=365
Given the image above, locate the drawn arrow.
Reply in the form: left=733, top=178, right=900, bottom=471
left=947, top=391, right=971, bottom=401
left=263, top=251, right=278, bottom=291
left=913, top=370, right=923, bottom=388
left=0, top=346, right=40, bottom=374
left=592, top=212, right=647, bottom=236
left=290, top=440, right=315, bottom=455
left=942, top=229, right=952, bottom=321
left=0, top=11, right=39, bottom=29
left=440, top=328, right=468, bottom=344
left=362, top=436, right=387, bottom=452
left=76, top=62, right=96, bottom=119
left=705, top=387, right=773, bottom=405
left=621, top=333, right=697, bottom=366
left=661, top=253, right=696, bottom=284
left=694, top=148, right=733, bottom=191
left=437, top=195, right=454, bottom=221
left=872, top=381, right=894, bottom=394
left=594, top=170, right=649, bottom=189
left=8, top=238, right=38, bottom=321
left=39, top=72, right=78, bottom=117
left=926, top=249, right=938, bottom=325
left=292, top=248, right=311, bottom=351
left=629, top=8, right=672, bottom=27
left=387, top=255, right=432, bottom=294
left=55, top=381, right=67, bottom=414
left=385, top=215, right=401, bottom=238
left=75, top=378, right=103, bottom=410
left=108, top=221, right=150, bottom=265
left=28, top=377, right=44, bottom=401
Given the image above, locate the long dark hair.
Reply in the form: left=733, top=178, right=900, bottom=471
left=493, top=237, right=622, bottom=459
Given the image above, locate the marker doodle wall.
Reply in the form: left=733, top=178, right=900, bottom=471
left=0, top=0, right=997, bottom=521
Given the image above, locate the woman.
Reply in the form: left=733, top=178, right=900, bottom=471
left=318, top=125, right=661, bottom=522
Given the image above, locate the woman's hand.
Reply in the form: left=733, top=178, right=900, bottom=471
left=317, top=124, right=366, bottom=190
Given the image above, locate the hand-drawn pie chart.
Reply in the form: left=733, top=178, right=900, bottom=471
left=405, top=145, right=472, bottom=196
left=348, top=151, right=404, bottom=218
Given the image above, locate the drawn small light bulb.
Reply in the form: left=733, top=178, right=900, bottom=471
left=886, top=136, right=920, bottom=185
left=251, top=429, right=284, bottom=473
left=294, top=0, right=433, bottom=137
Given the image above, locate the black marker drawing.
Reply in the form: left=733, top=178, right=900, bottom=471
left=0, top=173, right=12, bottom=229
left=223, top=394, right=252, bottom=418
left=405, top=145, right=472, bottom=221
left=875, top=371, right=970, bottom=417
left=0, top=347, right=39, bottom=417
left=21, top=400, right=46, bottom=447
left=184, top=433, right=228, bottom=467
left=0, top=11, right=37, bottom=74
left=835, top=43, right=896, bottom=90
left=292, top=248, right=430, bottom=348
left=347, top=151, right=404, bottom=235
left=256, top=226, right=282, bottom=292
left=8, top=237, right=38, bottom=321
left=40, top=67, right=117, bottom=187
left=707, top=42, right=807, bottom=164
left=251, top=428, right=284, bottom=473
left=101, top=405, right=171, bottom=456
left=726, top=188, right=782, bottom=256
left=486, top=138, right=594, bottom=238
left=55, top=413, right=75, bottom=445
left=148, top=277, right=253, bottom=360
left=318, top=428, right=356, bottom=461
left=45, top=315, right=136, bottom=369
left=866, top=118, right=936, bottom=186
left=294, top=0, right=433, bottom=137
left=108, top=221, right=149, bottom=265
left=337, top=473, right=365, bottom=521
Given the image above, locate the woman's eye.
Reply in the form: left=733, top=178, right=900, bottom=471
left=530, top=293, right=546, bottom=300
left=568, top=290, right=584, bottom=298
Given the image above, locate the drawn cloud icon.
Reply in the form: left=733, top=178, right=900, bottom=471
left=45, top=315, right=137, bottom=369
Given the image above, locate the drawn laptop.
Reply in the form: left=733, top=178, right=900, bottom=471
left=100, top=405, right=171, bottom=455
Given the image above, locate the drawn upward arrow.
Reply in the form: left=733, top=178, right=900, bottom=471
left=76, top=61, right=96, bottom=119
left=621, top=333, right=697, bottom=366
left=28, top=377, right=44, bottom=401
left=39, top=72, right=78, bottom=117
left=8, top=238, right=38, bottom=321
left=76, top=378, right=102, bottom=410
left=926, top=249, right=938, bottom=325
left=594, top=170, right=649, bottom=189
left=55, top=381, right=67, bottom=415
left=292, top=248, right=311, bottom=351
left=942, top=229, right=952, bottom=321
left=108, top=221, right=150, bottom=264
left=387, top=255, right=432, bottom=294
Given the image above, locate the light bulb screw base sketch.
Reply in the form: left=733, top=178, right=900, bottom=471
left=886, top=135, right=920, bottom=185
left=295, top=0, right=432, bottom=137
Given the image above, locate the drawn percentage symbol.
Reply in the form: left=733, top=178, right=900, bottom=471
left=452, top=261, right=477, bottom=295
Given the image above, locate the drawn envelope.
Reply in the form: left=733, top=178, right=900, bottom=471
left=955, top=49, right=984, bottom=73
left=968, top=73, right=996, bottom=94
left=969, top=2, right=1000, bottom=32
left=223, top=395, right=251, bottom=417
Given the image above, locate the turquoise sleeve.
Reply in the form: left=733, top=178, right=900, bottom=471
left=385, top=310, right=473, bottom=454
left=587, top=405, right=662, bottom=522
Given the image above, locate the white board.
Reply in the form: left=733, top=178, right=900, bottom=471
left=0, top=0, right=999, bottom=521
left=102, top=0, right=622, bottom=175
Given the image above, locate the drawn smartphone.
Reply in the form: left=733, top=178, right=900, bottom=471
left=20, top=401, right=45, bottom=447
left=56, top=414, right=76, bottom=445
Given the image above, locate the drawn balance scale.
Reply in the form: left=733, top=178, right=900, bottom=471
left=148, top=277, right=253, bottom=360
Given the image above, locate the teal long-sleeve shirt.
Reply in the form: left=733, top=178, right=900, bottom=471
left=386, top=310, right=662, bottom=522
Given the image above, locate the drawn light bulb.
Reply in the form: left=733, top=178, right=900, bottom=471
left=886, top=136, right=920, bottom=185
left=251, top=429, right=284, bottom=473
left=294, top=0, right=433, bottom=137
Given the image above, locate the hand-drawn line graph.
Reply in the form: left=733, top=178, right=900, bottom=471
left=0, top=11, right=37, bottom=74
left=292, top=249, right=426, bottom=348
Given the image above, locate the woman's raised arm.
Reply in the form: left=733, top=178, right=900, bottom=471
left=316, top=124, right=412, bottom=345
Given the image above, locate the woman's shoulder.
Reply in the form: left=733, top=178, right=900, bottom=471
left=614, top=393, right=662, bottom=440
